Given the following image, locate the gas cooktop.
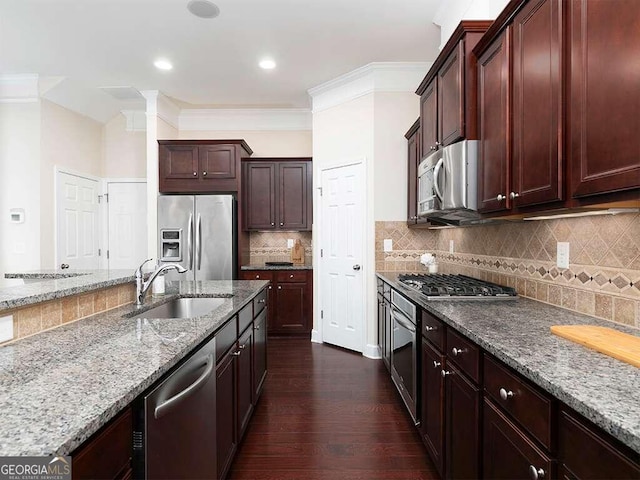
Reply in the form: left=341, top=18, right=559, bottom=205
left=398, top=274, right=518, bottom=301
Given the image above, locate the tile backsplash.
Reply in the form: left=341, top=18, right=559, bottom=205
left=376, top=214, right=640, bottom=327
left=249, top=231, right=312, bottom=265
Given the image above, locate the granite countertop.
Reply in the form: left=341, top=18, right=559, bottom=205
left=0, top=279, right=268, bottom=456
left=0, top=269, right=138, bottom=311
left=241, top=263, right=313, bottom=271
left=377, top=272, right=640, bottom=454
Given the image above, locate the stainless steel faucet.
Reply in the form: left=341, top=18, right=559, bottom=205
left=135, top=258, right=187, bottom=306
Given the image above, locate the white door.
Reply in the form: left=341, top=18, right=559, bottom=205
left=107, top=182, right=148, bottom=270
left=320, top=162, right=365, bottom=352
left=56, top=172, right=99, bottom=269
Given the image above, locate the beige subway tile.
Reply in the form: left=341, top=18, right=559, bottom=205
left=594, top=294, right=613, bottom=320
left=62, top=297, right=79, bottom=323
left=536, top=283, right=548, bottom=303
left=613, top=298, right=635, bottom=326
left=525, top=280, right=537, bottom=299
left=14, top=305, right=42, bottom=338
left=78, top=294, right=95, bottom=318
left=576, top=289, right=595, bottom=316
left=106, top=286, right=120, bottom=309
left=548, top=285, right=562, bottom=306
left=561, top=287, right=577, bottom=311
left=41, top=301, right=62, bottom=330
left=516, top=277, right=526, bottom=295
left=94, top=290, right=107, bottom=313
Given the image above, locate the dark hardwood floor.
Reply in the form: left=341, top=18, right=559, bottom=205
left=228, top=337, right=439, bottom=480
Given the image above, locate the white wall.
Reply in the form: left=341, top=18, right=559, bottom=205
left=373, top=91, right=420, bottom=221
left=179, top=130, right=312, bottom=157
left=0, top=102, right=41, bottom=286
left=103, top=113, right=146, bottom=178
left=434, top=0, right=510, bottom=49
left=40, top=100, right=103, bottom=268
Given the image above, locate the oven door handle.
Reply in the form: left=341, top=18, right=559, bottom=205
left=390, top=305, right=416, bottom=333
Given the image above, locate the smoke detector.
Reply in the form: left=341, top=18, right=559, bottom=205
left=187, top=0, right=220, bottom=19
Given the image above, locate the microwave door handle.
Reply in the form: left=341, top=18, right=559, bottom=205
left=433, top=157, right=444, bottom=201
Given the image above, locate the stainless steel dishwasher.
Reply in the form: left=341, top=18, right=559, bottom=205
left=133, top=336, right=216, bottom=479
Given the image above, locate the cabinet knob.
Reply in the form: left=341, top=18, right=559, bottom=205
left=203, top=171, right=207, bottom=176
left=510, top=192, right=519, bottom=199
left=280, top=222, right=284, bottom=226
left=255, top=325, right=260, bottom=330
left=258, top=299, right=265, bottom=304
left=271, top=222, right=275, bottom=226
left=255, top=275, right=260, bottom=279
left=238, top=344, right=246, bottom=350
left=424, top=325, right=436, bottom=332
left=528, top=466, right=545, bottom=480
left=435, top=141, right=441, bottom=147
left=231, top=350, right=241, bottom=357
left=278, top=286, right=282, bottom=290
left=496, top=194, right=506, bottom=201
left=192, top=172, right=197, bottom=176
left=268, top=285, right=272, bottom=290
left=430, top=146, right=436, bottom=151
left=451, top=347, right=466, bottom=356
left=289, top=274, right=294, bottom=278
left=441, top=370, right=453, bottom=378
left=499, top=388, right=515, bottom=401
left=433, top=361, right=441, bottom=368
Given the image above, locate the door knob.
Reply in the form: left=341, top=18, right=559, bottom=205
left=60, top=263, right=69, bottom=269
left=353, top=265, right=361, bottom=270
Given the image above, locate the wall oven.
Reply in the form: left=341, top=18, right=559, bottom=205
left=390, top=289, right=419, bottom=426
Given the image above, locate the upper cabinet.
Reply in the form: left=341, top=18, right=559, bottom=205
left=243, top=158, right=312, bottom=231
left=405, top=119, right=420, bottom=226
left=416, top=21, right=493, bottom=154
left=159, top=140, right=253, bottom=193
left=475, top=0, right=639, bottom=215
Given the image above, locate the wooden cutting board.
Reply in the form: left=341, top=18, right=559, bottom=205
left=550, top=325, right=640, bottom=368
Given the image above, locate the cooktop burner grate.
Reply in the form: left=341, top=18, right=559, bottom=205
left=398, top=274, right=517, bottom=300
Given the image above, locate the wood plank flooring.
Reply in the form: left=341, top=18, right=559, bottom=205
left=228, top=337, right=439, bottom=480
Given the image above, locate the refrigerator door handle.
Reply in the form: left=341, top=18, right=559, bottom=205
left=196, top=213, right=202, bottom=270
left=187, top=213, right=193, bottom=270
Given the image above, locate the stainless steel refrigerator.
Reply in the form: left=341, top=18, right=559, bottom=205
left=157, top=195, right=236, bottom=281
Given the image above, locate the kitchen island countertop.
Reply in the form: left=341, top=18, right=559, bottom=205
left=0, top=279, right=268, bottom=456
left=377, top=272, right=640, bottom=455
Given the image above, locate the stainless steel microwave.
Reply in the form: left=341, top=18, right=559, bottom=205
left=417, top=140, right=479, bottom=223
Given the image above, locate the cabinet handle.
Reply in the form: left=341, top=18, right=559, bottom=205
left=510, top=192, right=519, bottom=199
left=451, top=347, right=466, bottom=356
left=499, top=388, right=515, bottom=400
left=278, top=286, right=282, bottom=290
left=271, top=222, right=275, bottom=226
left=238, top=344, right=246, bottom=350
left=290, top=274, right=294, bottom=278
left=496, top=194, right=506, bottom=201
left=529, top=466, right=545, bottom=480
left=192, top=172, right=197, bottom=176
left=258, top=299, right=266, bottom=304
left=433, top=361, right=441, bottom=368
left=441, top=370, right=453, bottom=378
left=280, top=222, right=284, bottom=226
left=424, top=325, right=436, bottom=332
left=231, top=350, right=241, bottom=357
left=255, top=275, right=260, bottom=279
left=203, top=171, right=207, bottom=176
left=268, top=285, right=272, bottom=290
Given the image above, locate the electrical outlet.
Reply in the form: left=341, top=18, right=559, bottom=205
left=287, top=239, right=294, bottom=248
left=383, top=239, right=393, bottom=252
left=557, top=242, right=570, bottom=269
left=449, top=240, right=455, bottom=254
left=0, top=315, right=14, bottom=343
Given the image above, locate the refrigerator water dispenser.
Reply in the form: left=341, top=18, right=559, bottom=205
left=161, top=229, right=182, bottom=261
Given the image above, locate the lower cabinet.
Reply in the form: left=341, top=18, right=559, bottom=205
left=253, top=308, right=268, bottom=399
left=216, top=349, right=238, bottom=480
left=420, top=339, right=445, bottom=478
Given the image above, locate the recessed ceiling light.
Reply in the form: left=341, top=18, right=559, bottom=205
left=259, top=59, right=276, bottom=70
left=187, top=0, right=220, bottom=18
left=154, top=59, right=173, bottom=71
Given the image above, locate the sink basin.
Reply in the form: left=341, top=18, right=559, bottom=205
left=136, top=297, right=226, bottom=319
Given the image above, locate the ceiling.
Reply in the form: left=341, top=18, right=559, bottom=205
left=0, top=0, right=442, bottom=122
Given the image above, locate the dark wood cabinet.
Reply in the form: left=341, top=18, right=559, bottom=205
left=567, top=0, right=640, bottom=199
left=420, top=339, right=445, bottom=478
left=216, top=348, right=237, bottom=480
left=243, top=158, right=312, bottom=231
left=72, top=408, right=132, bottom=480
left=240, top=270, right=312, bottom=336
left=159, top=140, right=252, bottom=193
left=420, top=81, right=438, bottom=154
left=405, top=119, right=420, bottom=225
left=377, top=280, right=392, bottom=370
left=438, top=42, right=464, bottom=147
left=483, top=399, right=554, bottom=480
left=253, top=308, right=268, bottom=400
left=236, top=326, right=254, bottom=440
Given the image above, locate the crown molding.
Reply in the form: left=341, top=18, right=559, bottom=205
left=179, top=108, right=312, bottom=131
left=0, top=74, right=40, bottom=102
left=121, top=110, right=147, bottom=132
left=157, top=93, right=180, bottom=129
left=307, top=62, right=432, bottom=113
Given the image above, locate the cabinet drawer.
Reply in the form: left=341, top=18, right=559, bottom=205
left=446, top=329, right=480, bottom=384
left=484, top=355, right=553, bottom=450
left=276, top=270, right=308, bottom=283
left=216, top=316, right=238, bottom=362
left=253, top=288, right=267, bottom=317
left=238, top=303, right=253, bottom=335
left=244, top=270, right=274, bottom=281
left=422, top=310, right=445, bottom=351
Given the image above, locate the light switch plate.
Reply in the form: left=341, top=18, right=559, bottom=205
left=0, top=315, right=14, bottom=343
left=383, top=239, right=393, bottom=252
left=449, top=240, right=455, bottom=254
left=557, top=242, right=570, bottom=269
left=287, top=239, right=294, bottom=248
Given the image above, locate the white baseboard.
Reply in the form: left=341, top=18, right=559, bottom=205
left=363, top=343, right=382, bottom=359
left=311, top=329, right=322, bottom=344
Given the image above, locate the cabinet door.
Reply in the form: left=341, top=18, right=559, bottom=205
left=236, top=328, right=254, bottom=440
left=483, top=399, right=554, bottom=480
left=278, top=162, right=310, bottom=230
left=200, top=144, right=237, bottom=180
left=446, top=366, right=481, bottom=480
left=253, top=308, right=268, bottom=400
left=273, top=282, right=308, bottom=334
left=438, top=43, right=465, bottom=146
left=477, top=29, right=512, bottom=213
left=378, top=293, right=388, bottom=370
left=420, top=81, right=438, bottom=154
left=421, top=341, right=445, bottom=478
left=407, top=128, right=419, bottom=225
left=216, top=350, right=237, bottom=480
left=512, top=0, right=563, bottom=208
left=568, top=0, right=640, bottom=198
left=160, top=145, right=199, bottom=181
left=244, top=163, right=276, bottom=230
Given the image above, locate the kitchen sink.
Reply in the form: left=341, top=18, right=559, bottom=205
left=135, top=297, right=227, bottom=319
